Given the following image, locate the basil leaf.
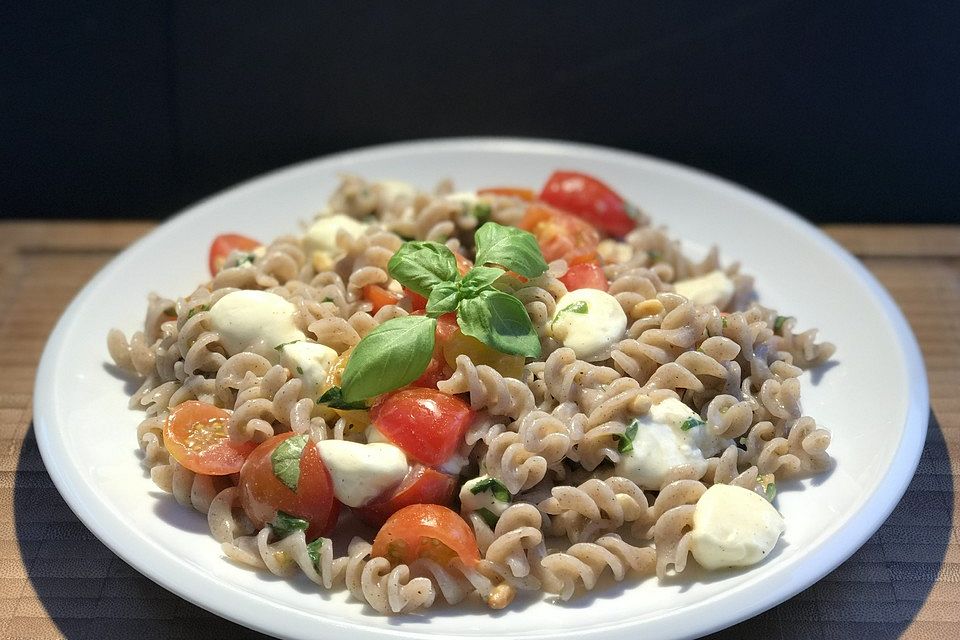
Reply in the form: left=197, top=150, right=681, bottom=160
left=617, top=419, right=639, bottom=454
left=306, top=538, right=324, bottom=566
left=459, top=266, right=504, bottom=299
left=458, top=289, right=541, bottom=358
left=469, top=477, right=511, bottom=502
left=774, top=315, right=791, bottom=332
left=317, top=386, right=367, bottom=410
left=681, top=416, right=706, bottom=431
left=476, top=507, right=499, bottom=528
left=387, top=241, right=459, bottom=297
left=186, top=304, right=210, bottom=319
left=426, top=281, right=460, bottom=317
left=271, top=434, right=308, bottom=491
left=647, top=250, right=662, bottom=263
left=340, top=315, right=437, bottom=402
left=474, top=222, right=548, bottom=279
left=272, top=510, right=309, bottom=538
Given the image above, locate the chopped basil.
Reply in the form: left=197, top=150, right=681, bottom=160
left=617, top=419, right=640, bottom=454
left=235, top=253, right=256, bottom=266
left=721, top=316, right=728, bottom=328
left=647, top=250, right=662, bottom=263
left=476, top=508, right=499, bottom=528
left=306, top=538, right=323, bottom=566
left=271, top=434, right=308, bottom=491
left=272, top=510, right=309, bottom=538
left=765, top=481, right=777, bottom=502
left=552, top=301, right=589, bottom=330
left=470, top=477, right=511, bottom=502
left=322, top=297, right=334, bottom=304
left=317, top=386, right=367, bottom=410
left=274, top=339, right=302, bottom=352
left=774, top=315, right=790, bottom=332
left=186, top=304, right=210, bottom=319
left=472, top=202, right=493, bottom=224
left=681, top=416, right=706, bottom=431
left=296, top=366, right=303, bottom=375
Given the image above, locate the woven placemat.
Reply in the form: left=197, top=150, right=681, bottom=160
left=1, top=222, right=956, bottom=639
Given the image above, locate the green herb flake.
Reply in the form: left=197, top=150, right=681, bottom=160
left=774, top=315, right=790, bottom=332
left=274, top=339, right=302, bottom=352
left=235, top=253, right=256, bottom=267
left=472, top=202, right=493, bottom=224
left=296, top=366, right=304, bottom=375
left=476, top=507, right=499, bottom=528
left=186, top=304, right=210, bottom=319
left=551, top=300, right=589, bottom=330
left=271, top=434, right=308, bottom=491
left=306, top=538, right=324, bottom=566
left=317, top=386, right=368, bottom=410
left=322, top=297, right=334, bottom=304
left=617, top=419, right=640, bottom=454
left=765, top=481, right=777, bottom=502
left=272, top=510, right=309, bottom=538
left=681, top=416, right=706, bottom=431
left=721, top=317, right=728, bottom=328
left=647, top=250, right=662, bottom=263
left=469, top=477, right=511, bottom=503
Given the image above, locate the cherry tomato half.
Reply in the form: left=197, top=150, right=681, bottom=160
left=518, top=203, right=600, bottom=264
left=371, top=504, right=480, bottom=567
left=539, top=170, right=639, bottom=237
left=370, top=387, right=474, bottom=467
left=559, top=260, right=609, bottom=292
left=352, top=464, right=457, bottom=527
left=163, top=401, right=257, bottom=475
left=477, top=187, right=536, bottom=201
left=362, top=284, right=402, bottom=314
left=238, top=432, right=341, bottom=540
left=208, top=233, right=260, bottom=275
left=410, top=313, right=459, bottom=389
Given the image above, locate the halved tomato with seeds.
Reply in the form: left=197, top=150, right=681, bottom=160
left=371, top=504, right=480, bottom=567
left=163, top=401, right=257, bottom=475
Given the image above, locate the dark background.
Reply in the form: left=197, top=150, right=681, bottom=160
left=2, top=1, right=957, bottom=223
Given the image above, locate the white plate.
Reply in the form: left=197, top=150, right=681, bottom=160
left=33, top=138, right=928, bottom=639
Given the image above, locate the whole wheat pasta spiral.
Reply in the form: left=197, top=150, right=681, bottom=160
left=109, top=173, right=837, bottom=613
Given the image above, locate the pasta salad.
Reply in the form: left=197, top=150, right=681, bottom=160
left=108, top=170, right=835, bottom=613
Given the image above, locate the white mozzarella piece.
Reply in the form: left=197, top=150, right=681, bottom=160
left=304, top=214, right=369, bottom=255
left=459, top=475, right=510, bottom=518
left=548, top=288, right=627, bottom=362
left=208, top=290, right=305, bottom=361
left=688, top=483, right=785, bottom=570
left=444, top=191, right=481, bottom=208
left=673, top=270, right=735, bottom=308
left=614, top=397, right=731, bottom=490
left=376, top=179, right=417, bottom=204
left=315, top=440, right=409, bottom=508
left=277, top=341, right=338, bottom=399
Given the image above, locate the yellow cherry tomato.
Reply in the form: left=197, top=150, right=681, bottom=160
left=441, top=329, right=525, bottom=379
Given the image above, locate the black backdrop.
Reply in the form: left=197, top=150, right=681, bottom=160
left=3, top=1, right=958, bottom=223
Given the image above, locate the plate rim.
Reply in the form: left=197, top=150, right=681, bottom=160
left=32, top=136, right=929, bottom=639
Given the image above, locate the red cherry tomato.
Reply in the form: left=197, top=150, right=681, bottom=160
left=477, top=187, right=536, bottom=202
left=370, top=387, right=474, bottom=467
left=539, top=170, right=639, bottom=237
left=238, top=432, right=341, bottom=540
left=559, top=260, right=609, bottom=292
left=352, top=464, right=457, bottom=527
left=208, top=233, right=260, bottom=275
left=163, top=401, right=257, bottom=475
left=362, top=284, right=402, bottom=314
left=518, top=203, right=600, bottom=264
left=371, top=504, right=480, bottom=567
left=410, top=313, right=459, bottom=389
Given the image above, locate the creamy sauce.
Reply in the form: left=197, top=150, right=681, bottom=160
left=208, top=290, right=305, bottom=361
left=549, top=288, right=627, bottom=362
left=688, top=483, right=785, bottom=569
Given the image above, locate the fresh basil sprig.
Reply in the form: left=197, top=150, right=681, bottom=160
left=340, top=222, right=548, bottom=402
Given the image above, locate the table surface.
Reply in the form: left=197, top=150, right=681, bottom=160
left=1, top=221, right=957, bottom=640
